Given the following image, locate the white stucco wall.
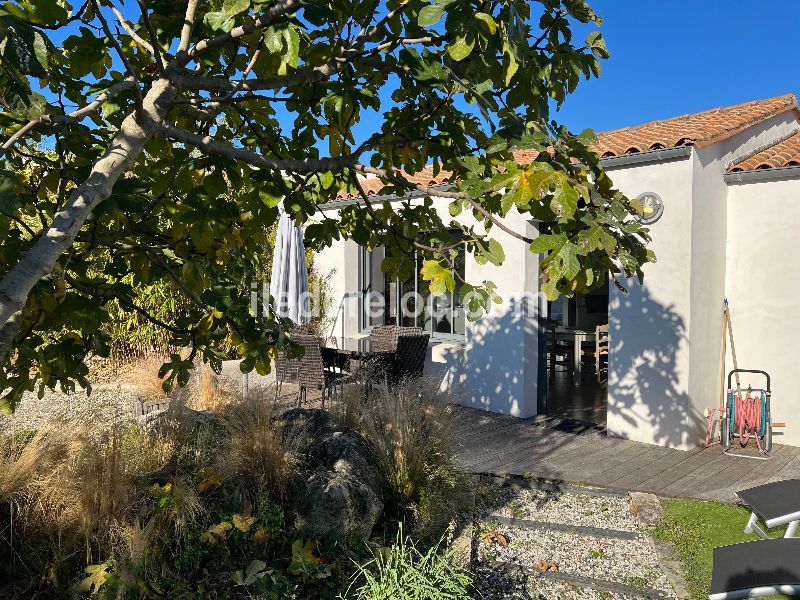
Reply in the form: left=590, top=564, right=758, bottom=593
left=605, top=112, right=800, bottom=450
left=605, top=154, right=697, bottom=448
left=685, top=113, right=800, bottom=448
left=726, top=176, right=800, bottom=448
left=313, top=194, right=541, bottom=417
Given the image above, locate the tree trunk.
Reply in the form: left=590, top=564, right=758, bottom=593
left=0, top=78, right=177, bottom=365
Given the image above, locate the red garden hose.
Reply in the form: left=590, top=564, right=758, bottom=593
left=734, top=391, right=763, bottom=452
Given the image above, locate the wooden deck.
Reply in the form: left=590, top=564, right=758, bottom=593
left=453, top=406, right=800, bottom=501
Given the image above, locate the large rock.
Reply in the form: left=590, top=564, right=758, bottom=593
left=281, top=409, right=386, bottom=540
left=279, top=408, right=334, bottom=449
left=628, top=492, right=663, bottom=525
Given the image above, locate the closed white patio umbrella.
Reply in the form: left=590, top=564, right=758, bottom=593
left=269, top=201, right=310, bottom=325
left=243, top=202, right=309, bottom=399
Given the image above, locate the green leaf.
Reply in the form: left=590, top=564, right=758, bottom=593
left=30, top=0, right=68, bottom=25
left=0, top=171, right=21, bottom=214
left=447, top=35, right=474, bottom=61
left=203, top=170, right=227, bottom=197
left=502, top=44, right=519, bottom=85
left=420, top=259, right=455, bottom=294
left=264, top=25, right=283, bottom=52
left=486, top=238, right=505, bottom=264
left=529, top=232, right=566, bottom=254
left=223, top=0, right=250, bottom=16
left=283, top=27, right=300, bottom=68
left=0, top=16, right=48, bottom=77
left=474, top=12, right=497, bottom=34
left=62, top=28, right=105, bottom=77
left=550, top=174, right=579, bottom=219
left=556, top=242, right=581, bottom=280
left=586, top=31, right=609, bottom=59
left=418, top=5, right=444, bottom=27
left=204, top=11, right=233, bottom=32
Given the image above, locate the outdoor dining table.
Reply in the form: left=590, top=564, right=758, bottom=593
left=319, top=336, right=395, bottom=374
left=554, top=327, right=596, bottom=386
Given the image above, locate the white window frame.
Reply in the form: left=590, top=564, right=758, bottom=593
left=358, top=246, right=467, bottom=343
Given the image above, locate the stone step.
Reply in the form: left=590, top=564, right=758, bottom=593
left=485, top=513, right=639, bottom=541
left=481, top=474, right=630, bottom=498
left=494, top=561, right=668, bottom=599
left=537, top=569, right=668, bottom=599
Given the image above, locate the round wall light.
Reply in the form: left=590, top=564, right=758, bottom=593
left=635, top=191, right=664, bottom=225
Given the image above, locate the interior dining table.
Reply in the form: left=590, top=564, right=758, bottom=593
left=554, top=326, right=596, bottom=386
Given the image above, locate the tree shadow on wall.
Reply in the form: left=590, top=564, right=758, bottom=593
left=431, top=296, right=538, bottom=418
left=608, top=282, right=705, bottom=449
left=428, top=283, right=705, bottom=456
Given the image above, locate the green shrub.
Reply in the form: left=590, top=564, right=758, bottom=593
left=346, top=529, right=471, bottom=599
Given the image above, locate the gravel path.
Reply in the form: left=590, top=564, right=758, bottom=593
left=0, top=384, right=139, bottom=434
left=473, top=482, right=677, bottom=599
left=0, top=365, right=296, bottom=436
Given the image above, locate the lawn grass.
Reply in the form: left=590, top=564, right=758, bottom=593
left=654, top=498, right=789, bottom=600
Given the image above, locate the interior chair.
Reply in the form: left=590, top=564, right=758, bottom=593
left=595, top=323, right=609, bottom=384
left=547, top=320, right=574, bottom=382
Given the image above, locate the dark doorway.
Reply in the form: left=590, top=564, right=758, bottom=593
left=540, top=283, right=609, bottom=425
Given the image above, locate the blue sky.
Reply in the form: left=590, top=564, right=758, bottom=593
left=555, top=1, right=798, bottom=134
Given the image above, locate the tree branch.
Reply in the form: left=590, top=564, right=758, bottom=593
left=180, top=0, right=298, bottom=65
left=0, top=79, right=135, bottom=160
left=173, top=61, right=339, bottom=92
left=157, top=123, right=356, bottom=173
left=178, top=0, right=200, bottom=53
left=110, top=1, right=166, bottom=73
left=109, top=3, right=154, bottom=54
left=93, top=2, right=145, bottom=116
left=0, top=78, right=177, bottom=366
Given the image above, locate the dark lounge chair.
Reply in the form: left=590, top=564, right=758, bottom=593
left=708, top=538, right=800, bottom=599
left=736, top=479, right=800, bottom=539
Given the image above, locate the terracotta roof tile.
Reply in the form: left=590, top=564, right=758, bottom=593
left=595, top=93, right=797, bottom=156
left=335, top=94, right=798, bottom=198
left=729, top=130, right=800, bottom=172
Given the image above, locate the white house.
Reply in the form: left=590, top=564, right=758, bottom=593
left=313, top=94, right=800, bottom=451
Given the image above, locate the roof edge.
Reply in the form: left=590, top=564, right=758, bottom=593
left=601, top=145, right=692, bottom=169
left=725, top=128, right=800, bottom=172
left=724, top=164, right=800, bottom=185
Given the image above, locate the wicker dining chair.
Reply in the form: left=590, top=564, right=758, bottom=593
left=369, top=325, right=398, bottom=352
left=293, top=333, right=349, bottom=408
left=274, top=349, right=300, bottom=401
left=396, top=325, right=423, bottom=341
left=391, top=333, right=430, bottom=382
left=369, top=324, right=423, bottom=352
